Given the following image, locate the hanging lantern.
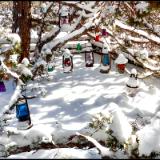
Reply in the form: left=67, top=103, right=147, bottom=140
left=76, top=43, right=82, bottom=52
left=100, top=46, right=111, bottom=73
left=60, top=7, right=70, bottom=27
left=115, top=53, right=128, bottom=74
left=16, top=96, right=32, bottom=130
left=101, top=29, right=108, bottom=36
left=95, top=35, right=100, bottom=42
left=85, top=49, right=94, bottom=67
left=62, top=49, right=73, bottom=73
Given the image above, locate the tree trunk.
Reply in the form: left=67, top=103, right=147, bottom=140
left=14, top=1, right=31, bottom=62
left=12, top=1, right=19, bottom=33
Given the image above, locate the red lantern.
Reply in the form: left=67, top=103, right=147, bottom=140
left=117, top=64, right=126, bottom=73
left=115, top=53, right=128, bottom=74
left=95, top=35, right=100, bottom=41
left=62, top=54, right=73, bottom=73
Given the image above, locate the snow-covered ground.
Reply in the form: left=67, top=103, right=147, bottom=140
left=1, top=53, right=160, bottom=158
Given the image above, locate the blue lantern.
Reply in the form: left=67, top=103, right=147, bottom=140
left=100, top=45, right=111, bottom=73
left=16, top=96, right=31, bottom=122
left=102, top=54, right=110, bottom=65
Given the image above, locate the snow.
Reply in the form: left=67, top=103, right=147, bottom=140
left=0, top=3, right=160, bottom=157
left=131, top=68, right=137, bottom=75
left=107, top=5, right=117, bottom=14
left=135, top=2, right=149, bottom=13
left=140, top=49, right=148, bottom=60
left=62, top=48, right=73, bottom=57
left=100, top=65, right=110, bottom=70
left=9, top=54, right=19, bottom=64
left=126, top=74, right=139, bottom=88
left=137, top=117, right=160, bottom=156
left=102, top=45, right=108, bottom=54
left=1, top=53, right=160, bottom=158
left=115, top=20, right=160, bottom=44
left=21, top=58, right=30, bottom=67
left=7, top=148, right=101, bottom=159
left=109, top=105, right=132, bottom=143
left=5, top=33, right=21, bottom=45
left=115, top=53, right=128, bottom=64
left=17, top=64, right=32, bottom=77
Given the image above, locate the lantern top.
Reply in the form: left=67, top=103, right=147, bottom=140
left=102, top=46, right=108, bottom=54
left=62, top=48, right=73, bottom=57
left=60, top=6, right=69, bottom=16
left=131, top=68, right=137, bottom=75
left=17, top=99, right=26, bottom=105
left=115, top=53, right=128, bottom=64
left=141, top=48, right=148, bottom=59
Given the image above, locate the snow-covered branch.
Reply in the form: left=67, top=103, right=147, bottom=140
left=62, top=1, right=100, bottom=13
left=76, top=132, right=114, bottom=158
left=49, top=11, right=102, bottom=52
left=115, top=20, right=160, bottom=45
left=142, top=18, right=160, bottom=38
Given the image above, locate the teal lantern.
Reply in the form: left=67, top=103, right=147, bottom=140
left=76, top=43, right=82, bottom=52
left=47, top=63, right=54, bottom=72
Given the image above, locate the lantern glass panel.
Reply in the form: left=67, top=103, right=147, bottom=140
left=64, top=57, right=71, bottom=67
left=86, top=52, right=93, bottom=61
left=16, top=102, right=29, bottom=119
left=102, top=54, right=110, bottom=65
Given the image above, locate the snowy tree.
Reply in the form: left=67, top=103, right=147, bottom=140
left=12, top=1, right=31, bottom=62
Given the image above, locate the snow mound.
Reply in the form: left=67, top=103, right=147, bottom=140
left=109, top=104, right=132, bottom=143
left=21, top=58, right=30, bottom=67
left=7, top=148, right=100, bottom=159
left=136, top=2, right=149, bottom=13
left=115, top=53, right=128, bottom=64
left=6, top=33, right=21, bottom=45
left=137, top=118, right=160, bottom=156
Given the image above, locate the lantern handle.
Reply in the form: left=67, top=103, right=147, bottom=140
left=17, top=94, right=36, bottom=102
left=17, top=95, right=27, bottom=102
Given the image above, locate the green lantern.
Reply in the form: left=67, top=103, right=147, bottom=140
left=48, top=66, right=54, bottom=72
left=48, top=63, right=54, bottom=72
left=76, top=43, right=82, bottom=52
